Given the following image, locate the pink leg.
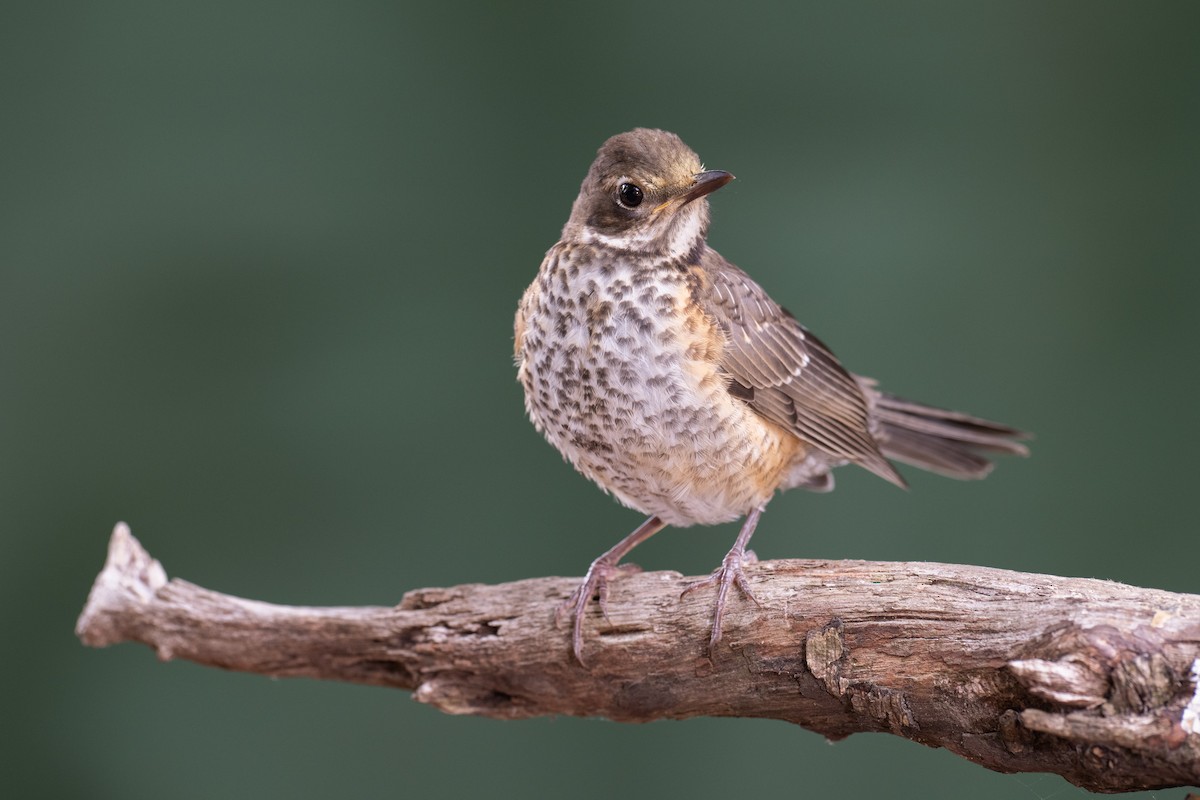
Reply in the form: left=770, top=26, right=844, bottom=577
left=559, top=515, right=668, bottom=664
left=682, top=505, right=766, bottom=654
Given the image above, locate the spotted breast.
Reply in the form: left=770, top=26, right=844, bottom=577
left=516, top=242, right=801, bottom=527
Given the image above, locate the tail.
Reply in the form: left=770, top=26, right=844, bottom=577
left=872, top=392, right=1031, bottom=480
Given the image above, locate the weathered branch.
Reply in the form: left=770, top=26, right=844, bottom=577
left=78, top=523, right=1200, bottom=792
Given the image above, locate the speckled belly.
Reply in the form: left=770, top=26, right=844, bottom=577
left=517, top=255, right=800, bottom=526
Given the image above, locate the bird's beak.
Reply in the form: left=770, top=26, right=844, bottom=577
left=653, top=170, right=735, bottom=214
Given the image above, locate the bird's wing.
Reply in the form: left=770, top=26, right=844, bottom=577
left=698, top=252, right=904, bottom=487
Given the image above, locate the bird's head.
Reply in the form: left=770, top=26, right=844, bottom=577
left=562, top=128, right=734, bottom=259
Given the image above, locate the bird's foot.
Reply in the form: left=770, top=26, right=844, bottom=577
left=554, top=516, right=668, bottom=666
left=556, top=559, right=642, bottom=664
left=681, top=545, right=762, bottom=655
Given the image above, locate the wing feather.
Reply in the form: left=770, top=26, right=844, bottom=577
left=697, top=251, right=904, bottom=487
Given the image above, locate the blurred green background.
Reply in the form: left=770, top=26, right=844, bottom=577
left=4, top=1, right=1198, bottom=797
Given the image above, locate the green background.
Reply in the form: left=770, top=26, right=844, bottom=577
left=5, top=1, right=1198, bottom=797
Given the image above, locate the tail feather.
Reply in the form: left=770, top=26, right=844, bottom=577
left=873, top=392, right=1030, bottom=480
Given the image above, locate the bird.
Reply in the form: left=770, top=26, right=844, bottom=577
left=514, top=128, right=1029, bottom=664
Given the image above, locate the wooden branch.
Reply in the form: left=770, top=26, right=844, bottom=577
left=77, top=523, right=1200, bottom=792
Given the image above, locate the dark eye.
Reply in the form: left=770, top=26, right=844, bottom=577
left=617, top=182, right=644, bottom=208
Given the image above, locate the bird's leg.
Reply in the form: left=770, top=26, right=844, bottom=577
left=681, top=505, right=766, bottom=654
left=558, top=515, right=668, bottom=664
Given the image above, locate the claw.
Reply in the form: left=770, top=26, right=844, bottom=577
left=556, top=516, right=667, bottom=665
left=680, top=505, right=767, bottom=655
left=558, top=561, right=642, bottom=663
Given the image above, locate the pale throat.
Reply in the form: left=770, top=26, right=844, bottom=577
left=663, top=206, right=706, bottom=259
left=580, top=206, right=707, bottom=261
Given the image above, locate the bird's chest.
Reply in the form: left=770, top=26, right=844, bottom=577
left=521, top=256, right=719, bottom=439
left=517, top=251, right=786, bottom=524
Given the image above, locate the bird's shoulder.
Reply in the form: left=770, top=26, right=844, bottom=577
left=689, top=249, right=901, bottom=483
left=690, top=248, right=846, bottom=391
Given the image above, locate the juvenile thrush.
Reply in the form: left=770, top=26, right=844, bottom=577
left=514, top=128, right=1029, bottom=663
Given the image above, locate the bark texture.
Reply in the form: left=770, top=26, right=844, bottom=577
left=77, top=523, right=1200, bottom=792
